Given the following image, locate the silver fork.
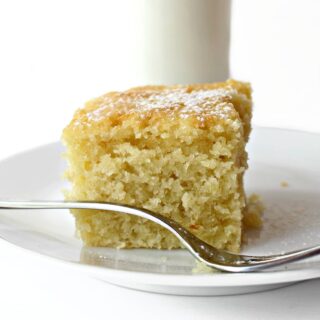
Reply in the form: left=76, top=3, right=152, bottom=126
left=1, top=200, right=320, bottom=273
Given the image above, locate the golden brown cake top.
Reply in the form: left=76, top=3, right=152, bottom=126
left=66, top=79, right=251, bottom=134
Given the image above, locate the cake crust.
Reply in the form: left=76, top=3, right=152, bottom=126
left=67, top=79, right=251, bottom=139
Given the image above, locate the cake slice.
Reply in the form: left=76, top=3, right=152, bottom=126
left=62, top=79, right=252, bottom=253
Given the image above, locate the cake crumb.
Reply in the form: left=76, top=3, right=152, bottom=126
left=280, top=181, right=289, bottom=188
left=192, top=260, right=220, bottom=274
left=243, top=193, right=264, bottom=229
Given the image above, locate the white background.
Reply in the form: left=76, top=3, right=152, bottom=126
left=0, top=0, right=320, bottom=319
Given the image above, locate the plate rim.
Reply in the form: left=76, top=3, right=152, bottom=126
left=2, top=236, right=320, bottom=287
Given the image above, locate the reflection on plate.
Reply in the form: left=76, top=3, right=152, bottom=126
left=0, top=127, right=320, bottom=296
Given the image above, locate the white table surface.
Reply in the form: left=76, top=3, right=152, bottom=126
left=1, top=0, right=320, bottom=319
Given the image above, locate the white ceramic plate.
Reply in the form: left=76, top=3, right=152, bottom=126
left=1, top=127, right=320, bottom=296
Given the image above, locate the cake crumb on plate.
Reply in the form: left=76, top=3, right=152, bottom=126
left=243, top=193, right=264, bottom=229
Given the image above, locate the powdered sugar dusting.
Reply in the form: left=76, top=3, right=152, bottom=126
left=84, top=86, right=236, bottom=123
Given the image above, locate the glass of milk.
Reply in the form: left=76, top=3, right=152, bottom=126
left=123, top=0, right=231, bottom=86
left=141, top=0, right=231, bottom=85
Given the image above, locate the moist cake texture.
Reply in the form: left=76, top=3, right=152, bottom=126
left=62, top=79, right=252, bottom=253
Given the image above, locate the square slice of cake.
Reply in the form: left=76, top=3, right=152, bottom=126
left=62, top=79, right=252, bottom=253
